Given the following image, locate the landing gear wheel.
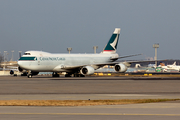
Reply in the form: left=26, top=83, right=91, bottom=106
left=80, top=74, right=85, bottom=77
left=28, top=74, right=32, bottom=78
left=52, top=72, right=60, bottom=77
left=73, top=74, right=85, bottom=77
left=74, top=74, right=79, bottom=77
left=65, top=74, right=71, bottom=77
left=14, top=74, right=17, bottom=76
left=21, top=72, right=27, bottom=76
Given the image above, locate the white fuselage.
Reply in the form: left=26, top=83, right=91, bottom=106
left=18, top=51, right=118, bottom=72
left=162, top=65, right=180, bottom=71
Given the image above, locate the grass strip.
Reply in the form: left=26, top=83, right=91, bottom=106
left=0, top=99, right=179, bottom=106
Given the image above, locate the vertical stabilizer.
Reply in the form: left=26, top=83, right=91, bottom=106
left=173, top=61, right=176, bottom=66
left=101, top=28, right=121, bottom=54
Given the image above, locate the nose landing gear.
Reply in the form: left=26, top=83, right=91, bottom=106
left=28, top=74, right=32, bottom=78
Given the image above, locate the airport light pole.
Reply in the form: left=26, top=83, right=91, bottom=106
left=0, top=52, right=1, bottom=67
left=153, top=43, right=159, bottom=67
left=67, top=47, right=72, bottom=54
left=3, top=51, right=7, bottom=72
left=93, top=46, right=98, bottom=54
left=11, top=50, right=14, bottom=61
left=18, top=51, right=22, bottom=59
left=6, top=53, right=9, bottom=62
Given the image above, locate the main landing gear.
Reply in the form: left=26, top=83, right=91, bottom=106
left=28, top=74, right=32, bottom=78
left=52, top=72, right=60, bottom=77
left=27, top=70, right=32, bottom=78
left=65, top=73, right=85, bottom=77
left=51, top=72, right=85, bottom=78
left=65, top=73, right=72, bottom=77
left=73, top=73, right=85, bottom=77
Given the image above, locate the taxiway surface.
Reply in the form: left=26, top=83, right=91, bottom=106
left=0, top=76, right=180, bottom=120
left=1, top=102, right=180, bottom=120
left=0, top=76, right=180, bottom=100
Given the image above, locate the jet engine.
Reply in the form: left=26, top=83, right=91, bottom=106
left=10, top=67, right=27, bottom=76
left=18, top=66, right=26, bottom=73
left=80, top=66, right=95, bottom=75
left=18, top=67, right=39, bottom=76
left=10, top=70, right=14, bottom=75
left=114, top=63, right=128, bottom=72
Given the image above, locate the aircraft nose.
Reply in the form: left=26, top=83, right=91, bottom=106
left=18, top=60, right=27, bottom=70
left=18, top=61, right=23, bottom=67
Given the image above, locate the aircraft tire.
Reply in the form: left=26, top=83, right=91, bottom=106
left=65, top=74, right=71, bottom=77
left=80, top=74, right=85, bottom=77
left=28, top=74, right=32, bottom=78
left=74, top=74, right=79, bottom=77
left=14, top=74, right=17, bottom=77
left=52, top=74, right=59, bottom=77
left=52, top=72, right=60, bottom=77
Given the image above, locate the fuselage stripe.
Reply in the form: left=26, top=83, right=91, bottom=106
left=19, top=57, right=36, bottom=61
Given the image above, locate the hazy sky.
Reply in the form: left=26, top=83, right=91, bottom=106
left=1, top=0, right=180, bottom=60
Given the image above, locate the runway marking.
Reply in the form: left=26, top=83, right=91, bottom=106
left=0, top=113, right=180, bottom=116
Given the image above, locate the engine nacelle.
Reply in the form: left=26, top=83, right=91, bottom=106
left=80, top=66, right=95, bottom=75
left=10, top=70, right=14, bottom=75
left=18, top=66, right=26, bottom=73
left=18, top=67, right=39, bottom=76
left=114, top=63, right=128, bottom=72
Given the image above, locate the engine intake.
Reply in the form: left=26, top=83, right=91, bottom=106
left=18, top=66, right=27, bottom=73
left=80, top=66, right=95, bottom=75
left=114, top=63, right=128, bottom=72
left=10, top=70, right=14, bottom=75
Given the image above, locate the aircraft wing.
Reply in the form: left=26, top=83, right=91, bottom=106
left=59, top=59, right=169, bottom=70
left=59, top=63, right=115, bottom=70
left=60, top=62, right=130, bottom=70
left=93, top=59, right=169, bottom=67
left=110, top=54, right=142, bottom=60
left=122, top=59, right=169, bottom=63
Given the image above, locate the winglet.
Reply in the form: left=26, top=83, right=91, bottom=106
left=101, top=28, right=121, bottom=54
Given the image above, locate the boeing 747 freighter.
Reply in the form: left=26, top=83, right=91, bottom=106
left=17, top=28, right=139, bottom=78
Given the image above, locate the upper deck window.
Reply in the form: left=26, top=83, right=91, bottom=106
left=24, top=53, right=31, bottom=55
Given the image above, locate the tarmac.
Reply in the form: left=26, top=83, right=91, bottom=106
left=1, top=102, right=180, bottom=120
left=0, top=75, right=180, bottom=120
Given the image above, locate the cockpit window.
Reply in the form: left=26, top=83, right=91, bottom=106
left=24, top=53, right=31, bottom=55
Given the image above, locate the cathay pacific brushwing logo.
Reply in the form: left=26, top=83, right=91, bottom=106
left=110, top=34, right=118, bottom=50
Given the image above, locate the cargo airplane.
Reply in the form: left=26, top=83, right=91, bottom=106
left=160, top=62, right=180, bottom=72
left=17, top=28, right=140, bottom=78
